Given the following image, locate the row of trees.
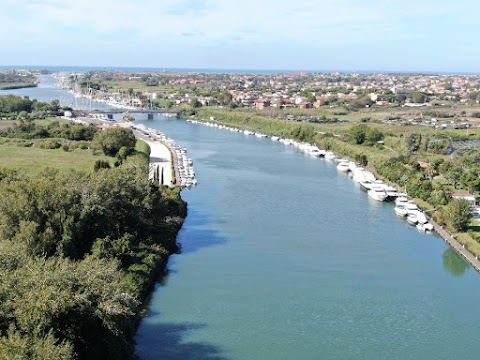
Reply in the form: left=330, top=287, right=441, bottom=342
left=0, top=119, right=97, bottom=141
left=0, top=158, right=186, bottom=359
left=0, top=95, right=62, bottom=117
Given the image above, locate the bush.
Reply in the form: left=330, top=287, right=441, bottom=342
left=93, top=160, right=111, bottom=172
left=35, top=140, right=61, bottom=149
left=93, top=128, right=136, bottom=156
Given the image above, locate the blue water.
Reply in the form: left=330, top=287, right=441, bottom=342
left=0, top=75, right=112, bottom=110
left=133, top=116, right=480, bottom=360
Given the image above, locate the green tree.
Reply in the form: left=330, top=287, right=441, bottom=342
left=365, top=127, right=384, bottom=145
left=349, top=124, right=368, bottom=144
left=445, top=198, right=472, bottom=232
left=93, top=128, right=136, bottom=156
left=410, top=91, right=427, bottom=103
left=406, top=133, right=422, bottom=154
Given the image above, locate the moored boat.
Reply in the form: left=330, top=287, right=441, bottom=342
left=394, top=205, right=408, bottom=217
left=336, top=160, right=350, bottom=172
left=324, top=151, right=336, bottom=160
left=407, top=213, right=418, bottom=225
left=368, top=185, right=388, bottom=201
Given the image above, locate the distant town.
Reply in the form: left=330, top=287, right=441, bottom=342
left=3, top=69, right=480, bottom=130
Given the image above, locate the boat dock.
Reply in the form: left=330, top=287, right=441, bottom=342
left=428, top=217, right=480, bottom=273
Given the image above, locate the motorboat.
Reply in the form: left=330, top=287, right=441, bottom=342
left=394, top=205, right=408, bottom=217
left=324, top=151, right=336, bottom=160
left=405, top=201, right=419, bottom=214
left=368, top=185, right=388, bottom=201
left=415, top=211, right=428, bottom=224
left=271, top=136, right=280, bottom=141
left=416, top=222, right=434, bottom=232
left=407, top=213, right=418, bottom=225
left=309, top=148, right=325, bottom=157
left=352, top=169, right=375, bottom=184
left=255, top=133, right=268, bottom=138
left=348, top=161, right=358, bottom=172
left=337, top=160, right=350, bottom=172
left=395, top=195, right=409, bottom=206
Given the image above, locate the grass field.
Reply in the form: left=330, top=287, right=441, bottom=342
left=0, top=141, right=112, bottom=176
left=34, top=118, right=71, bottom=127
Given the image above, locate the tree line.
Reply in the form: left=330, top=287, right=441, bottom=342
left=0, top=158, right=186, bottom=359
left=0, top=119, right=187, bottom=358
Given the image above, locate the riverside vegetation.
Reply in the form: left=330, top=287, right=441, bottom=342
left=0, top=71, right=38, bottom=90
left=190, top=107, right=480, bottom=256
left=0, top=105, right=187, bottom=359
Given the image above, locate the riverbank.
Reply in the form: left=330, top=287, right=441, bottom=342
left=185, top=114, right=480, bottom=273
left=0, top=83, right=37, bottom=90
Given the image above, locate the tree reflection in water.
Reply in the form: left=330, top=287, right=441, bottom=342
left=443, top=247, right=469, bottom=277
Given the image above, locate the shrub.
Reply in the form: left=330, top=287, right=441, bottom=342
left=93, top=160, right=110, bottom=172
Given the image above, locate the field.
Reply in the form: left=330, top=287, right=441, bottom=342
left=0, top=118, right=146, bottom=175
left=0, top=139, right=112, bottom=176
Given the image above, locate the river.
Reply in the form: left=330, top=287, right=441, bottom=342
left=0, top=74, right=112, bottom=110
left=4, top=77, right=480, bottom=360
left=133, top=116, right=480, bottom=360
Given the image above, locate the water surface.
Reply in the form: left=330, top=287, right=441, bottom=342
left=134, top=117, right=480, bottom=360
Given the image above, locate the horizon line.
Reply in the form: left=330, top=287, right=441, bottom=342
left=1, top=64, right=480, bottom=76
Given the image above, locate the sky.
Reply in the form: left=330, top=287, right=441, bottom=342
left=2, top=0, right=480, bottom=72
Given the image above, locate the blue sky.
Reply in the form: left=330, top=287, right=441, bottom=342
left=2, top=0, right=480, bottom=72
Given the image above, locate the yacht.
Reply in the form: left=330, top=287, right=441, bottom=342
left=407, top=213, right=418, bottom=225
left=271, top=136, right=280, bottom=141
left=352, top=169, right=375, bottom=184
left=394, top=205, right=408, bottom=217
left=348, top=161, right=358, bottom=172
left=308, top=147, right=324, bottom=157
left=405, top=201, right=419, bottom=214
left=336, top=160, right=350, bottom=172
left=416, top=222, right=434, bottom=232
left=255, top=133, right=268, bottom=138
left=415, top=211, right=428, bottom=224
left=368, top=185, right=388, bottom=201
left=324, top=151, right=336, bottom=160
left=395, top=195, right=409, bottom=206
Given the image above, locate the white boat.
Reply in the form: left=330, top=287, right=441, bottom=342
left=336, top=160, right=350, bottom=172
left=415, top=211, right=428, bottom=224
left=255, top=133, right=268, bottom=138
left=395, top=195, right=409, bottom=206
left=244, top=130, right=254, bottom=135
left=324, top=151, right=336, bottom=160
left=407, top=213, right=418, bottom=225
left=405, top=201, right=419, bottom=214
left=308, top=147, right=324, bottom=157
left=352, top=168, right=374, bottom=184
left=348, top=161, right=358, bottom=172
left=394, top=205, right=408, bottom=217
left=271, top=136, right=280, bottom=141
left=416, top=222, right=433, bottom=232
left=368, top=185, right=388, bottom=201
